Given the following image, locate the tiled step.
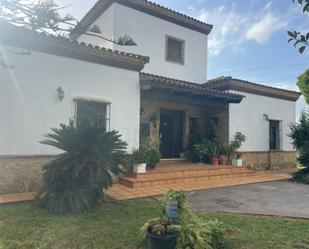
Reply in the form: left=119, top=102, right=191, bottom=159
left=128, top=166, right=249, bottom=180
left=120, top=169, right=259, bottom=188
left=158, top=159, right=187, bottom=164
left=108, top=172, right=292, bottom=200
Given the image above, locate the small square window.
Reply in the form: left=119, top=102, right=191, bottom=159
left=166, top=36, right=185, bottom=64
left=75, top=99, right=110, bottom=131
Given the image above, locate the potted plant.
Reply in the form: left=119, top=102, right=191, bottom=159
left=142, top=218, right=180, bottom=249
left=193, top=143, right=206, bottom=163
left=139, top=137, right=161, bottom=170
left=229, top=132, right=246, bottom=167
left=219, top=145, right=229, bottom=165
left=132, top=149, right=148, bottom=173
left=232, top=152, right=243, bottom=167
left=205, top=141, right=220, bottom=166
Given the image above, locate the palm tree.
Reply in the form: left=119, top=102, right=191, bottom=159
left=37, top=120, right=127, bottom=214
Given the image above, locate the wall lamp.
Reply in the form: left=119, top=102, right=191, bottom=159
left=57, top=87, right=65, bottom=101
left=263, top=113, right=269, bottom=121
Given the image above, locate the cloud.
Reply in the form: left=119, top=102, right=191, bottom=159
left=197, top=5, right=248, bottom=56
left=195, top=1, right=293, bottom=56
left=245, top=12, right=286, bottom=44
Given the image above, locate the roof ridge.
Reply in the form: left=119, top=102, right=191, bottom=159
left=71, top=0, right=213, bottom=39
left=136, top=0, right=211, bottom=27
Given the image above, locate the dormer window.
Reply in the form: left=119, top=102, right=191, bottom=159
left=166, top=35, right=185, bottom=64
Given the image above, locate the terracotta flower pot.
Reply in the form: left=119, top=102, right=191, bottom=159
left=210, top=157, right=219, bottom=166
left=219, top=155, right=228, bottom=165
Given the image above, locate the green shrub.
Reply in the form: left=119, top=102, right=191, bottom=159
left=176, top=212, right=212, bottom=249
left=164, top=189, right=187, bottom=214
left=292, top=167, right=309, bottom=184
left=38, top=120, right=127, bottom=214
left=162, top=190, right=227, bottom=249
left=229, top=132, right=246, bottom=158
left=193, top=142, right=207, bottom=157
left=289, top=111, right=309, bottom=184
left=132, top=148, right=148, bottom=164
left=207, top=219, right=227, bottom=249
left=140, top=137, right=161, bottom=169
left=145, top=146, right=161, bottom=169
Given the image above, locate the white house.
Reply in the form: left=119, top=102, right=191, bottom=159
left=0, top=0, right=301, bottom=194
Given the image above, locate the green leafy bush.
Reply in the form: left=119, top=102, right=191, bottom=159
left=193, top=142, right=207, bottom=157
left=132, top=148, right=148, bottom=164
left=176, top=212, right=212, bottom=249
left=38, top=120, right=127, bottom=214
left=207, top=219, right=227, bottom=249
left=162, top=190, right=227, bottom=249
left=140, top=137, right=161, bottom=169
left=164, top=189, right=187, bottom=214
left=229, top=132, right=246, bottom=158
left=289, top=111, right=309, bottom=184
left=293, top=167, right=309, bottom=184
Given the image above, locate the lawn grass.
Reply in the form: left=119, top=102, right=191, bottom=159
left=204, top=213, right=309, bottom=249
left=0, top=199, right=309, bottom=249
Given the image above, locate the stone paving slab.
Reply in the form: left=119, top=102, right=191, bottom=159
left=186, top=181, right=309, bottom=219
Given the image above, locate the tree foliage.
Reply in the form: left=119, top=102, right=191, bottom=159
left=288, top=0, right=309, bottom=53
left=38, top=120, right=127, bottom=214
left=289, top=111, right=309, bottom=183
left=0, top=0, right=136, bottom=46
left=290, top=111, right=309, bottom=167
left=297, top=69, right=309, bottom=104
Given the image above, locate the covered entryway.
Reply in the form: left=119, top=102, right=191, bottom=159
left=139, top=72, right=244, bottom=160
left=160, top=109, right=184, bottom=158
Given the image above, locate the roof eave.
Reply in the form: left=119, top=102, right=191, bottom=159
left=140, top=73, right=244, bottom=104
left=71, top=0, right=213, bottom=40
left=205, top=78, right=301, bottom=102
left=0, top=21, right=149, bottom=72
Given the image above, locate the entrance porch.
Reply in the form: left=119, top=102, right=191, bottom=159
left=139, top=73, right=241, bottom=159
left=106, top=161, right=294, bottom=200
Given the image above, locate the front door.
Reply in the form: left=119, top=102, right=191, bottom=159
left=160, top=109, right=183, bottom=158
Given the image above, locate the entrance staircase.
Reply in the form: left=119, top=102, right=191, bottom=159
left=119, top=161, right=260, bottom=188
left=106, top=161, right=294, bottom=200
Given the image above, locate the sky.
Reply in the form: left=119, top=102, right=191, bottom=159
left=55, top=0, right=309, bottom=116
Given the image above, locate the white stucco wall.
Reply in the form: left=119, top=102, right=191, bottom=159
left=229, top=91, right=296, bottom=152
left=0, top=46, right=140, bottom=155
left=79, top=3, right=208, bottom=83
left=78, top=4, right=115, bottom=49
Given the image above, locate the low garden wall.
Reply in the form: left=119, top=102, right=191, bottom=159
left=0, top=156, right=53, bottom=195
left=0, top=155, right=123, bottom=195
left=242, top=151, right=297, bottom=170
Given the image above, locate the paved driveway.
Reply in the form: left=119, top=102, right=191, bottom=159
left=186, top=181, right=309, bottom=219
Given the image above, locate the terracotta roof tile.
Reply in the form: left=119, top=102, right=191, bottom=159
left=71, top=0, right=213, bottom=39
left=204, top=76, right=301, bottom=101
left=140, top=72, right=244, bottom=102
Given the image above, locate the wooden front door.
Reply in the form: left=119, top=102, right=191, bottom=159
left=160, top=109, right=183, bottom=158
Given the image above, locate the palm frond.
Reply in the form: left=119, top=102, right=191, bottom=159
left=38, top=120, right=127, bottom=214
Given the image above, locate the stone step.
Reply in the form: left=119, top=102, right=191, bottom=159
left=120, top=170, right=259, bottom=188
left=158, top=158, right=187, bottom=164
left=128, top=166, right=249, bottom=180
